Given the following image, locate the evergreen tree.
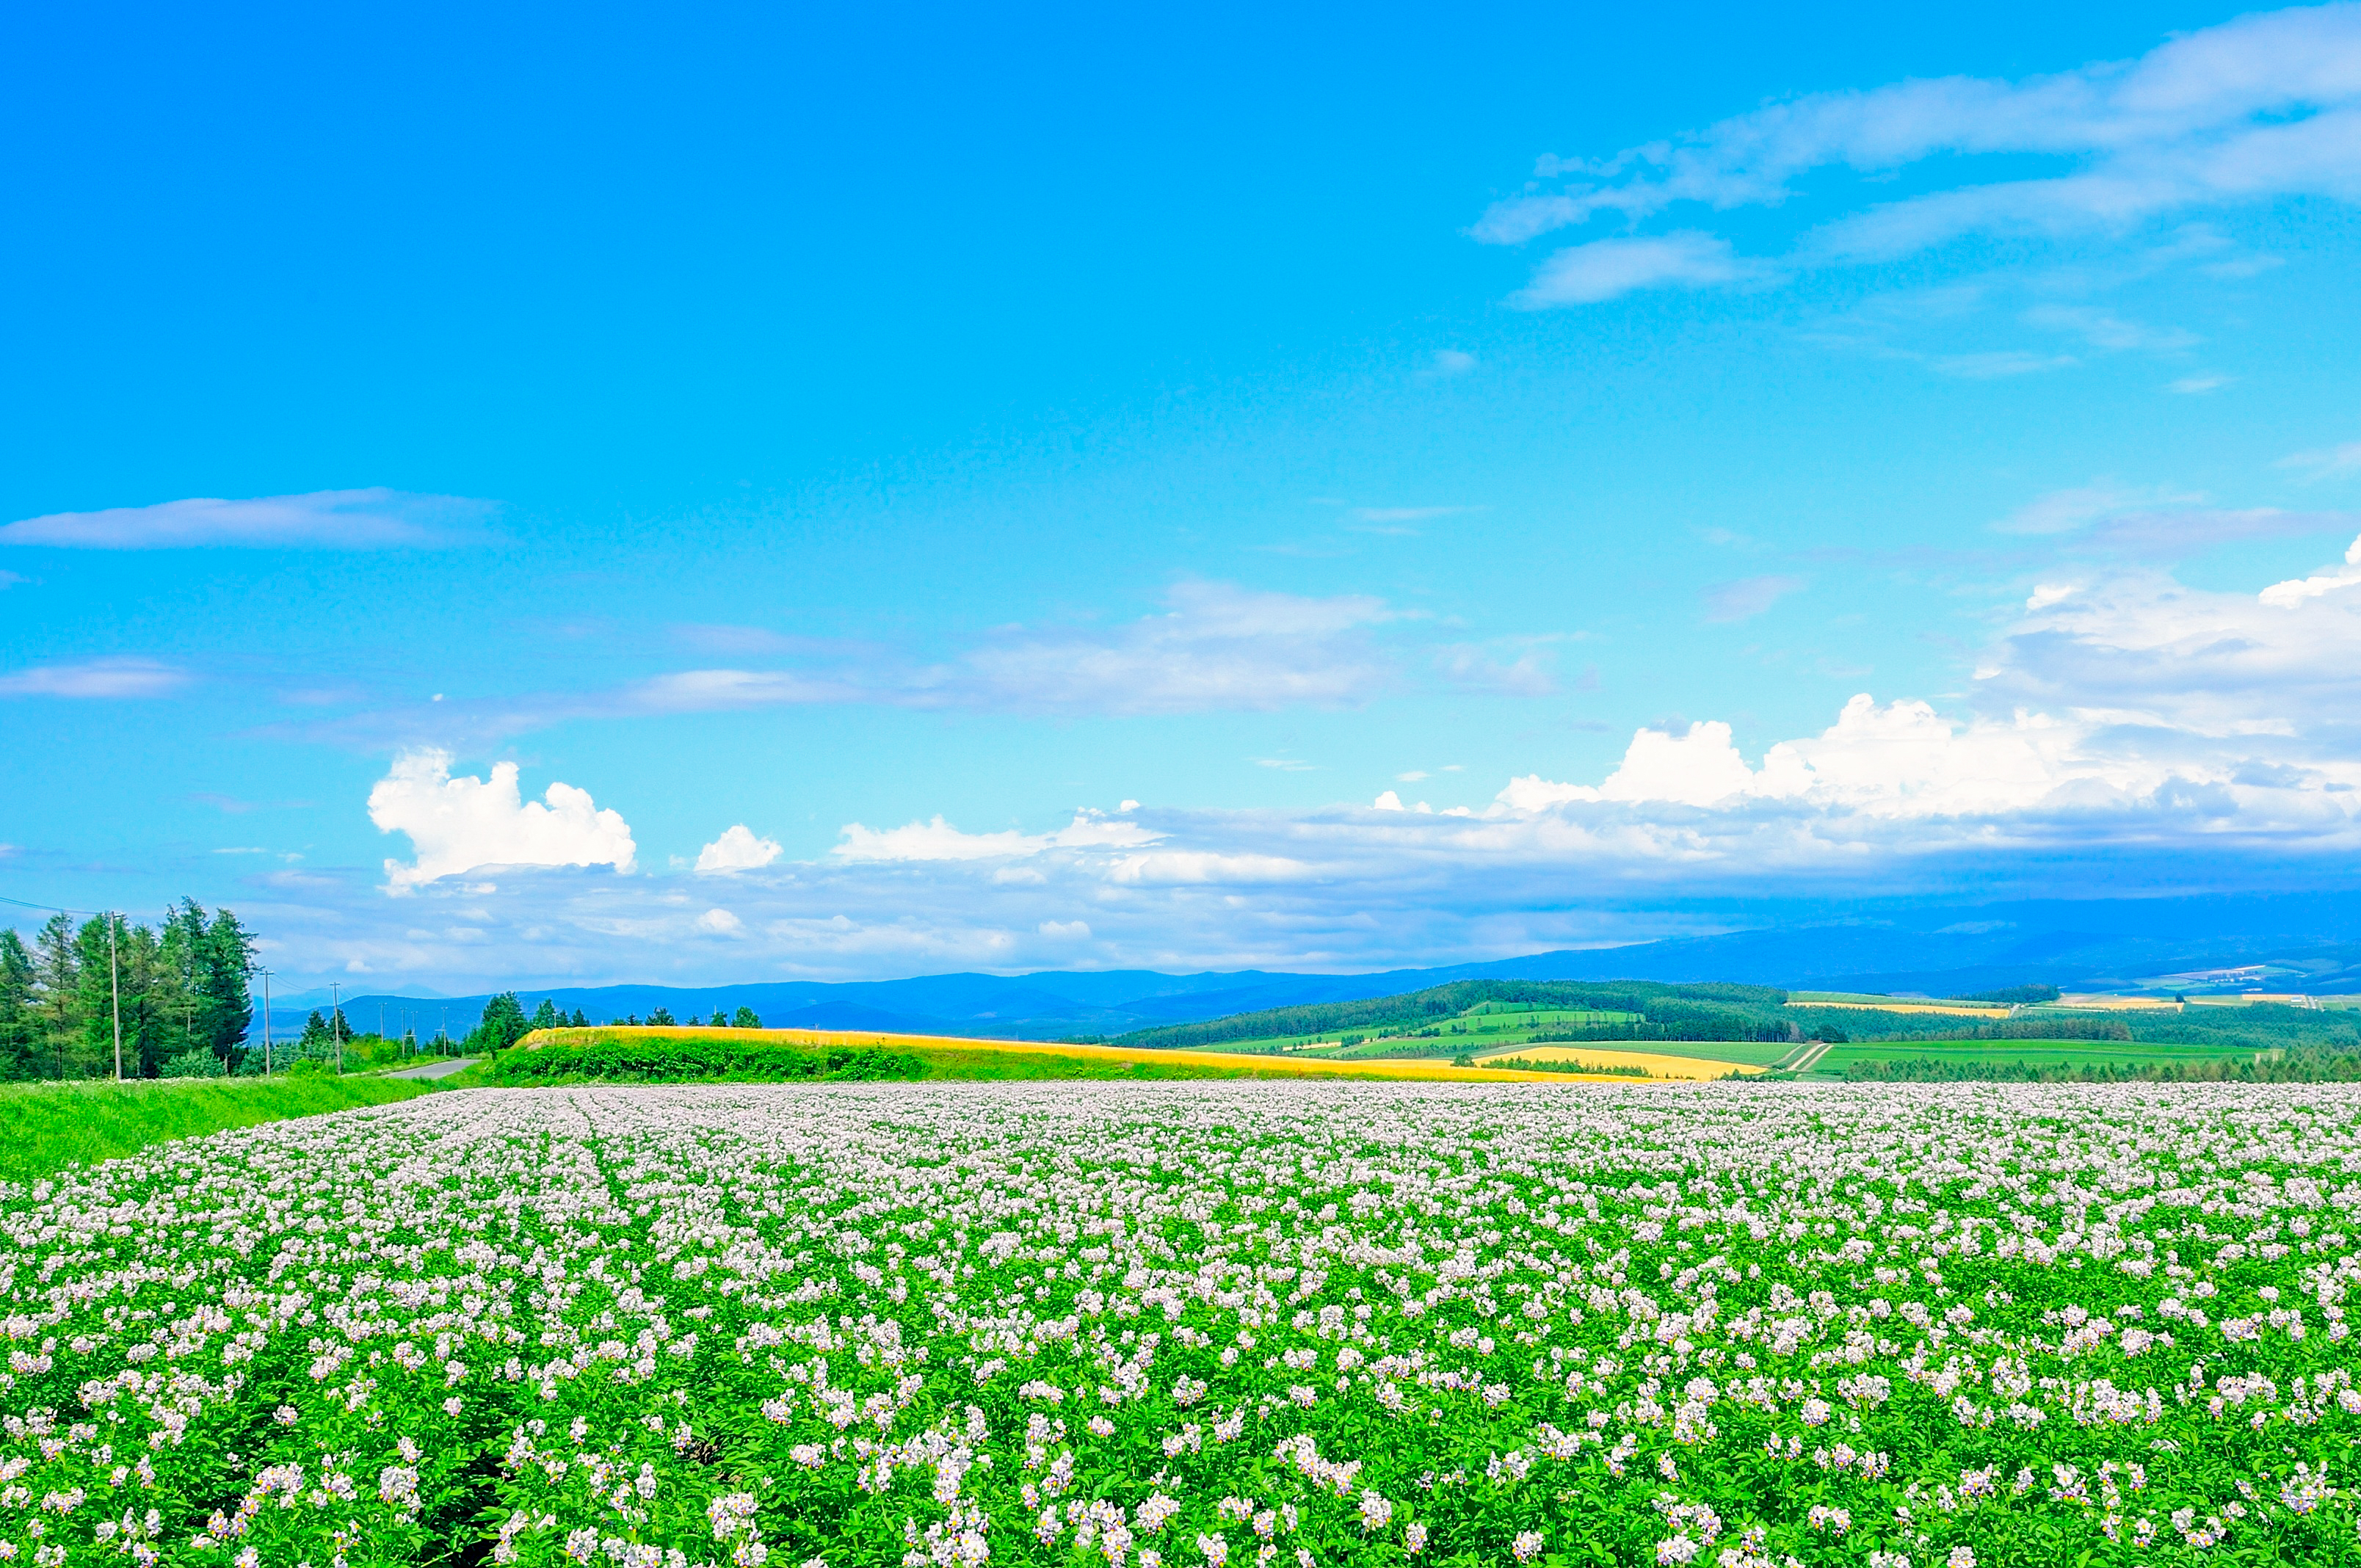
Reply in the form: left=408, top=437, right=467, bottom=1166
left=530, top=998, right=562, bottom=1032
left=732, top=1006, right=761, bottom=1028
left=710, top=1008, right=728, bottom=1027
left=113, top=921, right=181, bottom=1078
left=200, top=907, right=256, bottom=1057
left=32, top=912, right=81, bottom=1080
left=647, top=1006, right=677, bottom=1026
left=0, top=930, right=37, bottom=1079
left=569, top=1008, right=589, bottom=1028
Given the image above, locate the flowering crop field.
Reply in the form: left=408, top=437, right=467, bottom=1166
left=3, top=1082, right=2359, bottom=1568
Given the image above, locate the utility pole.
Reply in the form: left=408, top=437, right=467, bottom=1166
left=259, top=969, right=273, bottom=1074
left=108, top=912, right=123, bottom=1082
left=332, top=981, right=344, bottom=1073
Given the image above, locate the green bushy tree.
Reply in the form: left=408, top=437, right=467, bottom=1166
left=466, top=992, right=532, bottom=1053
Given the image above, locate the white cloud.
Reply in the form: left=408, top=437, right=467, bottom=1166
left=1928, top=350, right=2080, bottom=380
left=1996, top=480, right=2209, bottom=534
left=0, top=658, right=188, bottom=698
left=1512, top=232, right=1763, bottom=306
left=615, top=582, right=1399, bottom=722
left=963, top=581, right=1393, bottom=714
left=625, top=669, right=857, bottom=712
left=369, top=748, right=637, bottom=891
left=694, top=908, right=744, bottom=936
left=1105, top=852, right=1311, bottom=884
left=1419, top=349, right=1478, bottom=379
left=832, top=810, right=1161, bottom=863
left=1988, top=482, right=2348, bottom=556
left=0, top=488, right=492, bottom=549
left=1484, top=7, right=2361, bottom=294
left=1433, top=643, right=1556, bottom=694
left=237, top=532, right=2361, bottom=985
left=694, top=824, right=783, bottom=874
left=1702, top=575, right=1807, bottom=622
left=2280, top=439, right=2361, bottom=479
left=2020, top=305, right=2199, bottom=352
left=1982, top=534, right=2361, bottom=730
left=2168, top=374, right=2233, bottom=394
left=2258, top=531, right=2361, bottom=606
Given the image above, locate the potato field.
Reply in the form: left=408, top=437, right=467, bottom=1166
left=2, top=1081, right=2357, bottom=1568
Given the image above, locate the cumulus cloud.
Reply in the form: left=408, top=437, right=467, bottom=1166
left=695, top=824, right=783, bottom=874
left=0, top=488, right=492, bottom=549
left=694, top=908, right=744, bottom=936
left=1485, top=534, right=2361, bottom=849
left=2259, top=534, right=2361, bottom=607
left=0, top=658, right=188, bottom=698
left=1483, top=6, right=2361, bottom=300
left=369, top=749, right=637, bottom=891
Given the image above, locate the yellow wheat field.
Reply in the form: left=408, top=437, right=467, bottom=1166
left=523, top=1026, right=1731, bottom=1083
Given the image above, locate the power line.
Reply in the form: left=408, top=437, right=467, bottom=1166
left=0, top=893, right=108, bottom=917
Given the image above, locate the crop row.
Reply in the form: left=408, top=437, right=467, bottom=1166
left=1, top=1082, right=2357, bottom=1567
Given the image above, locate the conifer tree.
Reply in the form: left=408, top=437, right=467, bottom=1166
left=32, top=913, right=81, bottom=1080
left=0, top=930, right=37, bottom=1079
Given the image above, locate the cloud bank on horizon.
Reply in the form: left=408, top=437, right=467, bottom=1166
left=308, top=533, right=2361, bottom=985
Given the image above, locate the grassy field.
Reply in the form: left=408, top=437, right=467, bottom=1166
left=1810, top=1036, right=2276, bottom=1075
left=1150, top=1006, right=1650, bottom=1059
left=0, top=1072, right=453, bottom=1184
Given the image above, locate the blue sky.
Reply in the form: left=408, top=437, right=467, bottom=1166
left=7, top=1, right=2361, bottom=988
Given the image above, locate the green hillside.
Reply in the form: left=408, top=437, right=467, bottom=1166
left=1101, top=980, right=2361, bottom=1074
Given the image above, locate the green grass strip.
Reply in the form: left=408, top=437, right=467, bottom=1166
left=0, top=1074, right=446, bottom=1185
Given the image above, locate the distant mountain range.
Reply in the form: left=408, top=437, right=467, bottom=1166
left=264, top=890, right=2361, bottom=1042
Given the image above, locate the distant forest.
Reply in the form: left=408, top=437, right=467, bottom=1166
left=1104, top=977, right=2361, bottom=1057
left=0, top=900, right=255, bottom=1079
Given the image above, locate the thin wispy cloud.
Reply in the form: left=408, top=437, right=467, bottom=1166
left=1703, top=575, right=1807, bottom=623
left=0, top=658, right=188, bottom=698
left=1510, top=232, right=1764, bottom=307
left=0, top=488, right=494, bottom=549
left=1993, top=479, right=2356, bottom=556
left=1928, top=350, right=2080, bottom=380
left=1484, top=6, right=2361, bottom=303
left=2281, top=440, right=2361, bottom=479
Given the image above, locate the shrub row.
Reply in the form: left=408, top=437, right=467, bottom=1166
left=490, top=1038, right=926, bottom=1084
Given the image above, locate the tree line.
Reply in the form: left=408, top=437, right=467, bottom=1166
left=0, top=901, right=255, bottom=1079
left=460, top=995, right=765, bottom=1053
